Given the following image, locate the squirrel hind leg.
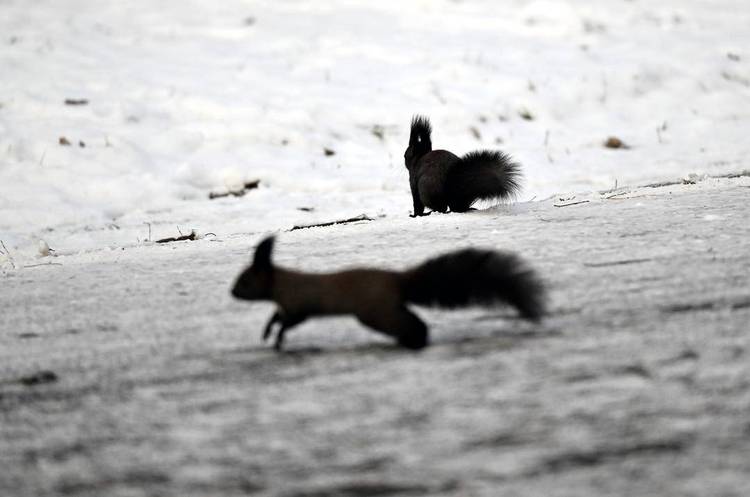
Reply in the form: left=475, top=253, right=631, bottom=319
left=358, top=307, right=429, bottom=350
left=418, top=176, right=448, bottom=213
left=420, top=190, right=448, bottom=213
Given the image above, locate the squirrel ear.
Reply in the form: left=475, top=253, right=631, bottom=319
left=252, top=236, right=275, bottom=270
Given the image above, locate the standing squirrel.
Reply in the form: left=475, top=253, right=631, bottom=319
left=404, top=115, right=522, bottom=217
left=231, top=236, right=546, bottom=350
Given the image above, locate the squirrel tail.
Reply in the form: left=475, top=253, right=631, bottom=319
left=401, top=248, right=546, bottom=320
left=445, top=150, right=522, bottom=212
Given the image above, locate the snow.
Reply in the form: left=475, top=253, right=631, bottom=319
left=2, top=179, right=750, bottom=496
left=0, top=0, right=750, bottom=490
left=2, top=4, right=750, bottom=493
left=2, top=0, right=749, bottom=261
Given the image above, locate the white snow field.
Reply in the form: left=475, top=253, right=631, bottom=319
left=1, top=0, right=749, bottom=257
left=2, top=1, right=750, bottom=496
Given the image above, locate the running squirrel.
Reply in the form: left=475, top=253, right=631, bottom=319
left=404, top=115, right=522, bottom=217
left=231, top=236, right=546, bottom=350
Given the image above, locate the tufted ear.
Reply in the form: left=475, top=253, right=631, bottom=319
left=252, top=236, right=275, bottom=270
left=409, top=115, right=432, bottom=148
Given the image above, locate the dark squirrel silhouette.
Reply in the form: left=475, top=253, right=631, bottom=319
left=404, top=115, right=522, bottom=217
left=231, top=236, right=546, bottom=350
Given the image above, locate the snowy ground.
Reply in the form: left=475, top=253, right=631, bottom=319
left=2, top=1, right=750, bottom=496
left=2, top=178, right=750, bottom=496
left=2, top=0, right=750, bottom=258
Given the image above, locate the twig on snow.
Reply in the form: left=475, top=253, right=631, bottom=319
left=553, top=200, right=590, bottom=208
left=156, top=229, right=201, bottom=244
left=289, top=214, right=374, bottom=231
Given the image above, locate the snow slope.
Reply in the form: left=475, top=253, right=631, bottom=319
left=1, top=0, right=749, bottom=258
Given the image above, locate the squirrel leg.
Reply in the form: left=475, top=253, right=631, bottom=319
left=357, top=307, right=429, bottom=350
left=409, top=179, right=427, bottom=217
left=274, top=313, right=307, bottom=351
left=262, top=310, right=281, bottom=342
left=410, top=197, right=426, bottom=217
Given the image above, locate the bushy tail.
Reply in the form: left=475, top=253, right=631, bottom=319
left=402, top=248, right=546, bottom=320
left=445, top=150, right=522, bottom=212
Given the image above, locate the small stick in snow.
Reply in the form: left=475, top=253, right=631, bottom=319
left=553, top=200, right=590, bottom=208
left=156, top=230, right=200, bottom=243
left=289, top=214, right=374, bottom=231
left=609, top=179, right=618, bottom=192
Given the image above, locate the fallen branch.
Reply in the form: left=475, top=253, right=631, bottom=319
left=209, top=180, right=260, bottom=199
left=156, top=229, right=200, bottom=243
left=23, top=263, right=63, bottom=268
left=289, top=214, right=374, bottom=231
left=553, top=200, right=590, bottom=208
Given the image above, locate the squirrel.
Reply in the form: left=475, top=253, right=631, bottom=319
left=231, top=236, right=546, bottom=351
left=404, top=115, right=522, bottom=217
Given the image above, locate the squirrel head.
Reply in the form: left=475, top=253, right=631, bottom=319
left=404, top=115, right=432, bottom=169
left=231, top=236, right=275, bottom=300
